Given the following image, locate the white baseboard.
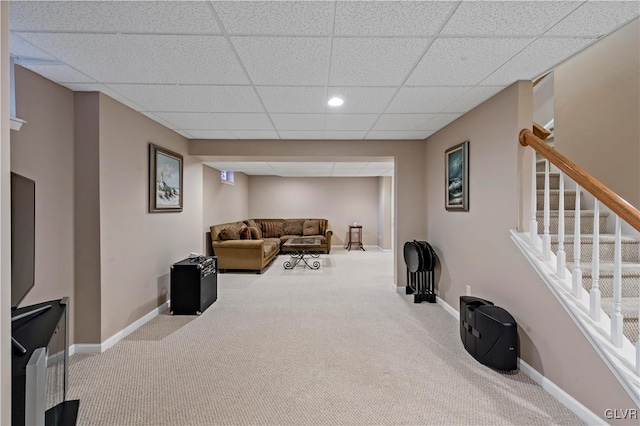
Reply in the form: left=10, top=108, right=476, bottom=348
left=73, top=300, right=170, bottom=355
left=435, top=295, right=602, bottom=424
left=392, top=283, right=406, bottom=293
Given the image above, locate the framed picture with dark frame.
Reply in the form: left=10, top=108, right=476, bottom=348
left=149, top=143, right=183, bottom=213
left=445, top=140, right=469, bottom=211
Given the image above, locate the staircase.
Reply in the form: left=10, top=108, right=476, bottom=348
left=535, top=163, right=640, bottom=344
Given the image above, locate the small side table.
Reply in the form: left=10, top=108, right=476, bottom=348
left=346, top=225, right=365, bottom=251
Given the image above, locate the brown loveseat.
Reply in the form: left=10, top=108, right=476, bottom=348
left=210, top=218, right=332, bottom=273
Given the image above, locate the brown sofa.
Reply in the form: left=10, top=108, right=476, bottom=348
left=210, top=218, right=332, bottom=273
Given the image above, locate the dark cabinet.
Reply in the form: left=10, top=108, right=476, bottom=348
left=170, top=257, right=217, bottom=315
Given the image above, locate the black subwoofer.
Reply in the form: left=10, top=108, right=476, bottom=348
left=460, top=296, right=517, bottom=371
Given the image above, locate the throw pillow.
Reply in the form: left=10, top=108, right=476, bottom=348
left=239, top=225, right=251, bottom=240
left=283, top=219, right=305, bottom=235
left=244, top=219, right=262, bottom=239
left=303, top=219, right=320, bottom=236
left=219, top=226, right=240, bottom=240
left=262, top=221, right=283, bottom=238
left=248, top=227, right=261, bottom=240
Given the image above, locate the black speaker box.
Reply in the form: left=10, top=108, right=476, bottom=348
left=170, top=257, right=217, bottom=315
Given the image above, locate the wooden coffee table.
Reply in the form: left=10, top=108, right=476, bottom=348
left=283, top=237, right=322, bottom=269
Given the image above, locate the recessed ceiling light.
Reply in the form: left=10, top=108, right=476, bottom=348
left=328, top=97, right=344, bottom=107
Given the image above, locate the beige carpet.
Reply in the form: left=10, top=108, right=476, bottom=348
left=68, top=249, right=582, bottom=425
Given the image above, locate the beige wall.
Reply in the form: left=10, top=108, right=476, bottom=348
left=247, top=176, right=379, bottom=247
left=0, top=3, right=11, bottom=422
left=555, top=19, right=640, bottom=207
left=203, top=165, right=249, bottom=234
left=190, top=139, right=426, bottom=285
left=425, top=81, right=634, bottom=418
left=11, top=67, right=76, bottom=342
left=98, top=94, right=202, bottom=341
left=73, top=92, right=102, bottom=343
left=377, top=177, right=392, bottom=250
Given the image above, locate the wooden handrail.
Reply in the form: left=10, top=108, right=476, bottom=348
left=533, top=122, right=551, bottom=141
left=520, top=128, right=640, bottom=233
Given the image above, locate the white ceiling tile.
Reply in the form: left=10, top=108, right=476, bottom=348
left=357, top=170, right=389, bottom=177
left=334, top=1, right=456, bottom=36
left=333, top=162, right=367, bottom=169
left=10, top=33, right=56, bottom=61
left=330, top=37, right=430, bottom=86
left=276, top=169, right=306, bottom=177
left=90, top=1, right=220, bottom=34
left=482, top=38, right=595, bottom=86
left=279, top=131, right=324, bottom=140
left=301, top=162, right=334, bottom=169
left=381, top=170, right=395, bottom=176
left=128, top=35, right=249, bottom=85
left=232, top=37, right=330, bottom=85
left=271, top=114, right=324, bottom=131
left=362, top=162, right=394, bottom=169
left=325, top=114, right=378, bottom=131
left=16, top=33, right=173, bottom=83
left=10, top=1, right=114, bottom=32
left=424, top=114, right=462, bottom=130
left=22, top=64, right=95, bottom=83
left=386, top=87, right=469, bottom=113
left=65, top=83, right=149, bottom=112
left=546, top=2, right=639, bottom=37
left=443, top=86, right=504, bottom=113
left=407, top=38, right=534, bottom=86
left=173, top=129, right=195, bottom=139
left=326, top=87, right=397, bottom=113
left=155, top=113, right=273, bottom=130
left=441, top=1, right=579, bottom=36
left=187, top=130, right=279, bottom=139
left=269, top=162, right=305, bottom=169
left=366, top=130, right=433, bottom=140
left=107, top=84, right=263, bottom=113
left=372, top=114, right=437, bottom=131
left=214, top=1, right=334, bottom=35
left=305, top=170, right=332, bottom=177
left=256, top=87, right=327, bottom=113
left=331, top=169, right=366, bottom=176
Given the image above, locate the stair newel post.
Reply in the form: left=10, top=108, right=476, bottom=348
left=530, top=148, right=539, bottom=247
left=572, top=184, right=582, bottom=297
left=590, top=200, right=601, bottom=321
left=542, top=159, right=551, bottom=261
left=611, top=215, right=623, bottom=347
left=556, top=172, right=566, bottom=278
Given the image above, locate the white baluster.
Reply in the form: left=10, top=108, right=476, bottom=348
left=611, top=215, right=623, bottom=347
left=556, top=172, right=566, bottom=278
left=530, top=148, right=539, bottom=247
left=572, top=184, right=582, bottom=298
left=542, top=160, right=551, bottom=260
left=637, top=298, right=640, bottom=375
left=590, top=200, right=601, bottom=321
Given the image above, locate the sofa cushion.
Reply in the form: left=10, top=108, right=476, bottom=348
left=262, top=221, right=283, bottom=238
left=283, top=219, right=304, bottom=236
left=248, top=227, right=261, bottom=240
left=262, top=238, right=281, bottom=258
left=239, top=225, right=251, bottom=240
left=303, top=219, right=320, bottom=236
left=244, top=219, right=262, bottom=239
left=220, top=225, right=240, bottom=240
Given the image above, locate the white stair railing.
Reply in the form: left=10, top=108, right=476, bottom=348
left=542, top=160, right=551, bottom=260
left=590, top=201, right=601, bottom=321
left=530, top=153, right=538, bottom=246
left=611, top=215, right=623, bottom=347
left=572, top=183, right=582, bottom=297
left=556, top=172, right=566, bottom=278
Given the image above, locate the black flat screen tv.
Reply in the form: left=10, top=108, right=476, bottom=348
left=11, top=172, right=35, bottom=310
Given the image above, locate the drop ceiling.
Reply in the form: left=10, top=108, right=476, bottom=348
left=204, top=161, right=395, bottom=177
left=8, top=0, right=639, bottom=143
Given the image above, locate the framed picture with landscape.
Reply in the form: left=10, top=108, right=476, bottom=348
left=149, top=143, right=183, bottom=213
left=445, top=140, right=469, bottom=211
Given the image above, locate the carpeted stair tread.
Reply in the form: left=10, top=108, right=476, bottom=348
left=536, top=210, right=608, bottom=234
left=536, top=190, right=577, bottom=210
left=536, top=210, right=606, bottom=218
left=550, top=234, right=640, bottom=244
left=566, top=262, right=640, bottom=274
left=600, top=298, right=640, bottom=318
left=536, top=173, right=560, bottom=189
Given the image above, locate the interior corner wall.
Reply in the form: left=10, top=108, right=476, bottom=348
left=74, top=92, right=102, bottom=344
left=247, top=176, right=379, bottom=246
left=554, top=18, right=640, bottom=208
left=11, top=67, right=77, bottom=344
left=424, top=81, right=635, bottom=417
left=203, top=165, right=249, bottom=235
left=377, top=176, right=392, bottom=250
left=97, top=93, right=202, bottom=342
